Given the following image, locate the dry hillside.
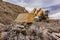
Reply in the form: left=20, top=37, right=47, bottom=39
left=0, top=0, right=28, bottom=25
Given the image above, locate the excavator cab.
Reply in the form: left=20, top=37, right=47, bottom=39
left=44, top=10, right=49, bottom=16
left=44, top=10, right=49, bottom=18
left=43, top=10, right=49, bottom=19
left=40, top=10, right=49, bottom=22
left=43, top=10, right=49, bottom=22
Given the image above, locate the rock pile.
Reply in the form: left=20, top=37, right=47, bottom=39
left=0, top=22, right=60, bottom=40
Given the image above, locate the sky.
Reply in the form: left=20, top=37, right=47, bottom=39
left=3, top=0, right=60, bottom=19
left=3, top=0, right=60, bottom=12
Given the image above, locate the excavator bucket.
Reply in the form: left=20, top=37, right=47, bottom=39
left=15, top=8, right=37, bottom=24
left=15, top=13, right=28, bottom=23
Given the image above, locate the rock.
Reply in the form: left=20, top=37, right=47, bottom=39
left=0, top=32, right=7, bottom=40
left=0, top=21, right=60, bottom=40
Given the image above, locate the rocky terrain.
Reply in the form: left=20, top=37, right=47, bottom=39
left=0, top=21, right=60, bottom=40
left=0, top=0, right=28, bottom=25
left=0, top=0, right=60, bottom=40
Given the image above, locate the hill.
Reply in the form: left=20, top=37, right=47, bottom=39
left=0, top=0, right=28, bottom=25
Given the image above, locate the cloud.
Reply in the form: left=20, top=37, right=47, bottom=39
left=49, top=12, right=60, bottom=19
left=16, top=0, right=60, bottom=7
left=4, top=0, right=60, bottom=12
left=13, top=0, right=60, bottom=12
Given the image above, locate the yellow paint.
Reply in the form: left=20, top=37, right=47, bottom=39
left=15, top=8, right=37, bottom=23
left=37, top=9, right=44, bottom=16
left=26, top=8, right=36, bottom=23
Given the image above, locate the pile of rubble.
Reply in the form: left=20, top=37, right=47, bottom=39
left=0, top=22, right=60, bottom=40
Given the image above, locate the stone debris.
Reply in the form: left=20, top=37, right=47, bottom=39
left=0, top=22, right=60, bottom=40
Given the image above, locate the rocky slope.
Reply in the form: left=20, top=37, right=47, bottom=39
left=0, top=0, right=28, bottom=25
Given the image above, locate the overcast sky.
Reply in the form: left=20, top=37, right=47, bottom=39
left=3, top=0, right=60, bottom=12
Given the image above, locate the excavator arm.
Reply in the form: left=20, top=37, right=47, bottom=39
left=26, top=8, right=37, bottom=23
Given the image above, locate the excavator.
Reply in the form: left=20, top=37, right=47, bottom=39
left=15, top=8, right=49, bottom=26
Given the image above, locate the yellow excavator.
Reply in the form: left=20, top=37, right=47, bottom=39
left=15, top=8, right=49, bottom=26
